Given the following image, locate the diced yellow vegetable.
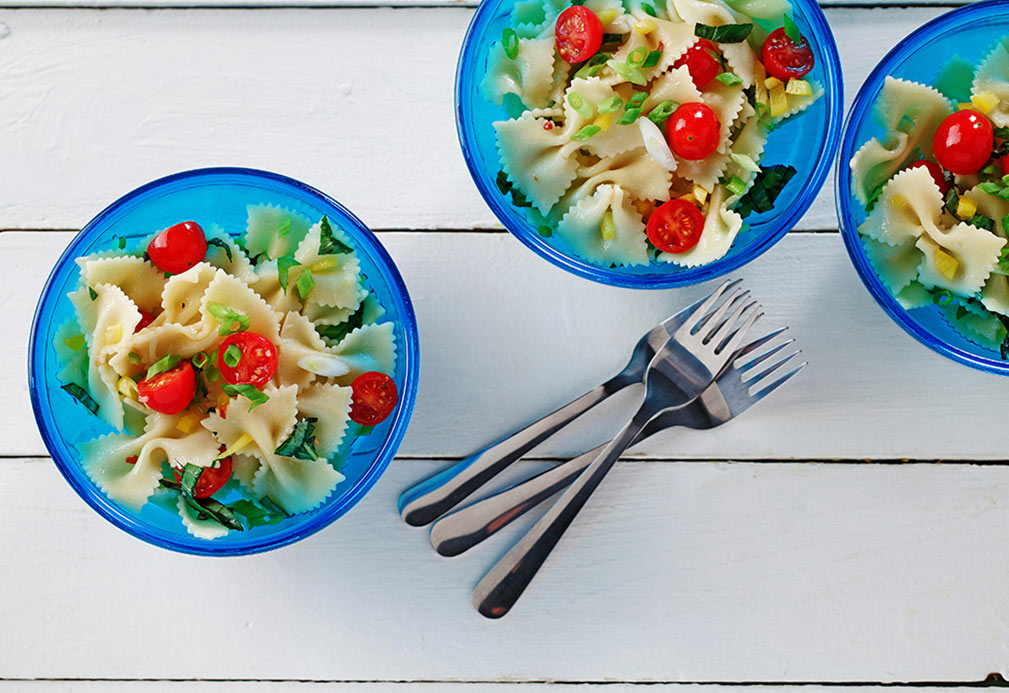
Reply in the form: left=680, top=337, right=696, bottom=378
left=218, top=433, right=253, bottom=459
left=104, top=324, right=123, bottom=345
left=63, top=334, right=86, bottom=352
left=634, top=18, right=656, bottom=34
left=217, top=393, right=231, bottom=409
left=635, top=200, right=653, bottom=217
left=753, top=62, right=768, bottom=106
left=176, top=413, right=199, bottom=434
left=692, top=185, right=709, bottom=205
left=593, top=112, right=612, bottom=132
left=312, top=257, right=339, bottom=272
left=764, top=76, right=783, bottom=90
left=956, top=195, right=978, bottom=221
left=601, top=211, right=616, bottom=240
left=769, top=86, right=788, bottom=117
left=958, top=102, right=975, bottom=111
left=597, top=8, right=619, bottom=24
left=785, top=78, right=812, bottom=96
left=934, top=249, right=959, bottom=280
left=117, top=376, right=138, bottom=401
left=972, top=90, right=1000, bottom=115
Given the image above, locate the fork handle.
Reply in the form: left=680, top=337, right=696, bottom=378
left=398, top=373, right=634, bottom=527
left=472, top=409, right=652, bottom=618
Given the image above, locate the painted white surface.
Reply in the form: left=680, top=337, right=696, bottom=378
left=0, top=687, right=995, bottom=692
left=0, top=7, right=940, bottom=231
left=4, top=457, right=1009, bottom=682
left=8, top=230, right=1009, bottom=461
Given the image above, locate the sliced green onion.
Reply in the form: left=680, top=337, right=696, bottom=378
left=206, top=302, right=251, bottom=336
left=715, top=71, right=742, bottom=86
left=502, top=27, right=520, bottom=60
left=537, top=225, right=553, bottom=237
left=730, top=152, right=761, bottom=173
left=146, top=354, right=181, bottom=380
left=627, top=46, right=649, bottom=68
left=277, top=255, right=301, bottom=294
left=1000, top=174, right=1009, bottom=186
left=223, top=344, right=242, bottom=368
left=62, top=383, right=99, bottom=415
left=647, top=100, right=678, bottom=126
left=117, top=237, right=126, bottom=249
left=754, top=101, right=774, bottom=130
left=607, top=59, right=647, bottom=86
left=694, top=22, right=753, bottom=43
left=295, top=267, right=316, bottom=300
left=642, top=49, right=662, bottom=68
left=277, top=217, right=291, bottom=238
left=128, top=351, right=142, bottom=365
left=944, top=188, right=960, bottom=217
left=641, top=2, right=656, bottom=16
left=782, top=13, right=802, bottom=45
left=571, top=125, right=602, bottom=141
left=725, top=175, right=747, bottom=196
left=573, top=53, right=611, bottom=80
left=598, top=96, right=624, bottom=114
left=567, top=91, right=594, bottom=119
left=221, top=382, right=270, bottom=411
left=191, top=351, right=208, bottom=369
left=627, top=91, right=648, bottom=110
left=932, top=289, right=954, bottom=307
left=617, top=107, right=643, bottom=125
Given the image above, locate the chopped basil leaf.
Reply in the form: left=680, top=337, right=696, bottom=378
left=277, top=255, right=301, bottom=294
left=734, top=164, right=797, bottom=218
left=944, top=187, right=960, bottom=217
left=715, top=71, right=742, bottom=86
left=193, top=368, right=209, bottom=403
left=782, top=13, right=801, bottom=45
left=320, top=216, right=354, bottom=255
left=178, top=463, right=243, bottom=530
left=128, top=351, right=141, bottom=365
left=295, top=267, right=316, bottom=300
left=358, top=425, right=375, bottom=436
left=205, top=363, right=221, bottom=383
left=206, top=302, right=251, bottom=336
left=601, top=32, right=626, bottom=45
left=88, top=287, right=98, bottom=301
left=223, top=344, right=242, bottom=368
left=274, top=417, right=321, bottom=461
left=495, top=170, right=534, bottom=208
left=537, top=225, right=553, bottom=237
left=205, top=237, right=233, bottom=263
left=642, top=49, right=662, bottom=68
left=222, top=382, right=270, bottom=411
left=502, top=27, right=519, bottom=60
left=641, top=2, right=656, bottom=16
left=146, top=354, right=181, bottom=380
left=61, top=383, right=99, bottom=415
left=695, top=22, right=752, bottom=43
left=317, top=304, right=366, bottom=344
left=230, top=499, right=287, bottom=528
left=994, top=125, right=1009, bottom=141
left=971, top=212, right=995, bottom=231
left=995, top=246, right=1009, bottom=276
left=979, top=181, right=1003, bottom=195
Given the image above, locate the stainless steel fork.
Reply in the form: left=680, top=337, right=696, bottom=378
left=429, top=329, right=804, bottom=557
left=398, top=278, right=743, bottom=527
left=471, top=286, right=762, bottom=618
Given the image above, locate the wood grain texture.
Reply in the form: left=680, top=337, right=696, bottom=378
left=0, top=6, right=941, bottom=231
left=0, top=685, right=995, bottom=691
left=8, top=230, right=1009, bottom=461
left=4, top=456, right=1009, bottom=682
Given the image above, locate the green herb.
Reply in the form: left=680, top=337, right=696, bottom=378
left=274, top=417, right=320, bottom=461
left=994, top=125, right=1009, bottom=141
left=627, top=46, right=649, bottom=68
left=601, top=32, right=627, bottom=45
left=617, top=107, right=643, bottom=125
left=495, top=170, right=533, bottom=208
left=979, top=181, right=1003, bottom=195
left=573, top=53, right=611, bottom=80
left=317, top=304, right=366, bottom=344
left=128, top=351, right=141, bottom=365
left=566, top=91, right=594, bottom=119
left=537, top=225, right=553, bottom=237
left=223, top=344, right=242, bottom=368
left=715, top=71, right=742, bottom=86
left=944, top=187, right=960, bottom=217
left=730, top=152, right=760, bottom=173
left=205, top=238, right=233, bottom=263
left=995, top=246, right=1009, bottom=276
left=277, top=217, right=292, bottom=238
left=193, top=368, right=209, bottom=405
left=642, top=49, right=662, bottom=68
left=319, top=216, right=354, bottom=255
left=206, top=302, right=251, bottom=336
left=178, top=463, right=243, bottom=530
left=734, top=164, right=797, bottom=218
left=572, top=124, right=602, bottom=141
left=754, top=101, right=774, bottom=131
left=359, top=426, right=375, bottom=436
left=191, top=351, right=208, bottom=369
left=982, top=163, right=1000, bottom=177
left=641, top=2, right=656, bottom=16
left=647, top=99, right=678, bottom=126
left=502, top=27, right=519, bottom=59
left=864, top=184, right=885, bottom=212
left=295, top=267, right=316, bottom=300
left=230, top=499, right=287, bottom=528
left=971, top=213, right=995, bottom=231
left=627, top=91, right=648, bottom=110
left=222, top=382, right=270, bottom=411
left=725, top=175, right=747, bottom=196
left=277, top=255, right=301, bottom=294
left=117, top=237, right=126, bottom=249
left=61, top=383, right=99, bottom=415
left=694, top=22, right=752, bottom=43
left=146, top=354, right=181, bottom=380
left=782, top=13, right=801, bottom=45
left=598, top=96, right=623, bottom=114
left=607, top=59, right=647, bottom=85
left=63, top=334, right=86, bottom=352
left=205, top=363, right=221, bottom=383
left=88, top=287, right=98, bottom=301
left=932, top=289, right=954, bottom=306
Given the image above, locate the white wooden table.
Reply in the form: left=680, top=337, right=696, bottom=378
left=3, top=0, right=1009, bottom=689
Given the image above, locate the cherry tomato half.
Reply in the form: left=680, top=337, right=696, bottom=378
left=555, top=6, right=603, bottom=64
left=646, top=199, right=705, bottom=254
left=1000, top=155, right=1009, bottom=177
left=172, top=457, right=233, bottom=499
left=666, top=102, right=721, bottom=160
left=673, top=39, right=721, bottom=90
left=218, top=332, right=278, bottom=388
left=904, top=160, right=949, bottom=195
left=147, top=221, right=208, bottom=275
left=137, top=361, right=196, bottom=415
left=350, top=372, right=399, bottom=426
left=933, top=110, right=994, bottom=175
left=136, top=310, right=156, bottom=332
left=761, top=27, right=815, bottom=81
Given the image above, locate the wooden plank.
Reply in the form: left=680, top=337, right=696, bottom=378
left=0, top=684, right=994, bottom=691
left=0, top=7, right=941, bottom=231
left=4, top=457, right=1009, bottom=682
left=8, top=230, right=1009, bottom=461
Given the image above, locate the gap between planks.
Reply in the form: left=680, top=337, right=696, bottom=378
left=0, top=2, right=975, bottom=8
left=1, top=676, right=1009, bottom=684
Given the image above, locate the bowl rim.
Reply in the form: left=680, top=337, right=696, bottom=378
left=834, top=0, right=1009, bottom=376
left=455, top=0, right=845, bottom=289
left=27, top=166, right=421, bottom=555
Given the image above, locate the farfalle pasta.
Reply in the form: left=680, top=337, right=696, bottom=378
left=484, top=0, right=823, bottom=268
left=54, top=208, right=400, bottom=538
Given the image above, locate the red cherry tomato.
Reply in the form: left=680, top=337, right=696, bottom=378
left=217, top=332, right=278, bottom=388
left=762, top=27, right=815, bottom=81
left=137, top=361, right=196, bottom=415
left=147, top=221, right=208, bottom=275
left=646, top=199, right=705, bottom=253
left=172, top=457, right=233, bottom=499
left=126, top=455, right=139, bottom=465
left=555, top=6, right=603, bottom=64
left=349, top=372, right=399, bottom=426
left=666, top=102, right=721, bottom=160
left=905, top=160, right=949, bottom=195
left=136, top=311, right=155, bottom=332
left=1000, top=155, right=1009, bottom=176
left=673, top=39, right=721, bottom=90
left=933, top=110, right=994, bottom=175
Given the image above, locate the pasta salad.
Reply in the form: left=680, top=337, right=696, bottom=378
left=54, top=208, right=399, bottom=539
left=483, top=0, right=823, bottom=268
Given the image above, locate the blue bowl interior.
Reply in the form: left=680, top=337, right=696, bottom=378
left=28, top=168, right=419, bottom=555
left=836, top=1, right=1009, bottom=375
left=456, top=0, right=844, bottom=288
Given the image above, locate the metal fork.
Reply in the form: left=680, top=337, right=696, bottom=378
left=471, top=287, right=762, bottom=618
left=398, top=279, right=743, bottom=527
left=429, top=330, right=803, bottom=557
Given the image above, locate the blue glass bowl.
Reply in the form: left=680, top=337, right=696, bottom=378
left=836, top=1, right=1009, bottom=375
left=28, top=168, right=420, bottom=555
left=456, top=0, right=844, bottom=289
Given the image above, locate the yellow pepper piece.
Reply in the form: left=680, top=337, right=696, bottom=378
left=218, top=433, right=253, bottom=460
left=956, top=196, right=978, bottom=221
left=692, top=185, right=709, bottom=205
left=601, top=211, right=616, bottom=240
left=958, top=102, right=975, bottom=111
left=593, top=112, right=612, bottom=132
left=117, top=376, right=138, bottom=401
left=311, top=257, right=340, bottom=272
left=63, top=334, right=86, bottom=352
left=934, top=249, right=959, bottom=281
left=176, top=413, right=199, bottom=434
left=597, top=8, right=619, bottom=24
left=635, top=200, right=653, bottom=217
left=769, top=86, right=788, bottom=117
left=785, top=78, right=812, bottom=96
left=764, top=76, right=784, bottom=90
left=678, top=193, right=698, bottom=205
left=753, top=62, right=768, bottom=106
left=634, top=18, right=656, bottom=34
left=104, top=324, right=123, bottom=345
left=972, top=91, right=1000, bottom=115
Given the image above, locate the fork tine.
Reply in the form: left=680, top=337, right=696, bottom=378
left=746, top=350, right=802, bottom=386
left=696, top=289, right=751, bottom=335
left=716, top=306, right=764, bottom=355
left=707, top=297, right=758, bottom=346
left=697, top=289, right=748, bottom=340
left=686, top=279, right=743, bottom=332
left=734, top=326, right=788, bottom=359
left=750, top=360, right=807, bottom=401
left=737, top=338, right=796, bottom=374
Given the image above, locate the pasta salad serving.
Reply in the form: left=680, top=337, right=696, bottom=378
left=54, top=208, right=399, bottom=539
left=850, top=38, right=1009, bottom=356
left=482, top=0, right=823, bottom=269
